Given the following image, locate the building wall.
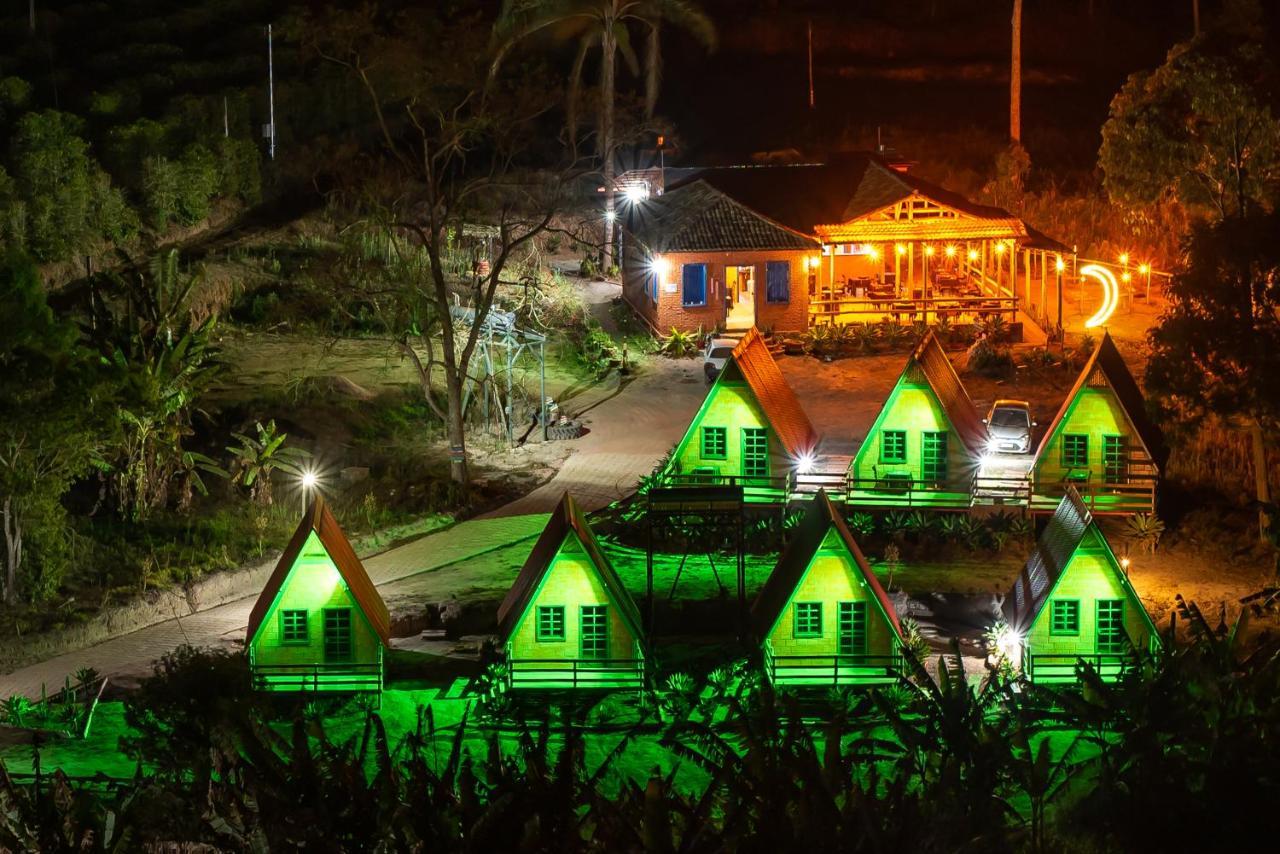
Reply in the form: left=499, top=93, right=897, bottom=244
left=1025, top=530, right=1153, bottom=657
left=507, top=535, right=640, bottom=664
left=765, top=547, right=897, bottom=659
left=850, top=382, right=975, bottom=488
left=250, top=532, right=382, bottom=669
left=1035, top=387, right=1138, bottom=485
left=671, top=380, right=790, bottom=479
left=621, top=242, right=814, bottom=334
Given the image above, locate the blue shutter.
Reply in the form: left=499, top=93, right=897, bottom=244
left=648, top=271, right=658, bottom=303
left=682, top=263, right=707, bottom=307
left=766, top=260, right=790, bottom=303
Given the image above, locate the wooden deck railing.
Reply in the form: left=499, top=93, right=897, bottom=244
left=808, top=294, right=1020, bottom=326
left=764, top=644, right=902, bottom=687
left=251, top=660, right=384, bottom=693
left=1025, top=652, right=1134, bottom=683
left=507, top=657, right=646, bottom=690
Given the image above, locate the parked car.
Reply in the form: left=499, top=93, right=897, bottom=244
left=984, top=399, right=1035, bottom=454
left=703, top=337, right=737, bottom=382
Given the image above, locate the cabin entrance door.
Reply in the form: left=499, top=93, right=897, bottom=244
left=725, top=265, right=756, bottom=330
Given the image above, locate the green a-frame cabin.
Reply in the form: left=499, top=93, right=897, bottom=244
left=247, top=495, right=389, bottom=693
left=664, top=327, right=818, bottom=501
left=1003, top=488, right=1160, bottom=683
left=752, top=491, right=904, bottom=687
left=847, top=330, right=985, bottom=507
left=1030, top=332, right=1165, bottom=514
left=497, top=493, right=646, bottom=689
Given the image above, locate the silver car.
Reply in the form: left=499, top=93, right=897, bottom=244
left=984, top=399, right=1035, bottom=454
left=703, top=337, right=737, bottom=382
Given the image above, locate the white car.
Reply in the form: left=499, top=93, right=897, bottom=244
left=984, top=399, right=1035, bottom=454
left=703, top=337, right=737, bottom=382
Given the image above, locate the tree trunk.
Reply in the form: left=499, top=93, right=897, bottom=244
left=601, top=24, right=617, bottom=270
left=1251, top=420, right=1272, bottom=543
left=1, top=496, right=20, bottom=605
left=1010, top=0, right=1022, bottom=144
left=445, top=363, right=470, bottom=486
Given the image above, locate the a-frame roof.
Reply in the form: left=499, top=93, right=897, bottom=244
left=1034, top=332, right=1166, bottom=468
left=247, top=495, right=390, bottom=646
left=625, top=180, right=819, bottom=253
left=751, top=490, right=901, bottom=640
left=1002, top=488, right=1157, bottom=637
left=723, top=327, right=819, bottom=459
left=496, top=493, right=644, bottom=643
left=859, top=330, right=986, bottom=457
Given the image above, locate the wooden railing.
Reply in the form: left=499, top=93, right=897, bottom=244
left=507, top=657, right=646, bottom=690
left=972, top=473, right=1034, bottom=504
left=845, top=475, right=972, bottom=508
left=1025, top=652, right=1134, bottom=683
left=808, top=294, right=1020, bottom=326
left=764, top=644, right=902, bottom=687
left=1031, top=471, right=1158, bottom=514
left=251, top=660, right=384, bottom=693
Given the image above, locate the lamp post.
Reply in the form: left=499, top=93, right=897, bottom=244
left=1055, top=255, right=1065, bottom=355
left=1140, top=263, right=1151, bottom=302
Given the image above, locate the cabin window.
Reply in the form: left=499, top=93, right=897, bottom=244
left=1103, top=435, right=1127, bottom=484
left=838, top=602, right=867, bottom=655
left=1096, top=600, right=1126, bottom=654
left=279, top=609, right=309, bottom=645
left=580, top=605, right=609, bottom=659
left=700, top=426, right=727, bottom=460
left=794, top=602, right=823, bottom=638
left=765, top=260, right=790, bottom=303
left=880, top=430, right=907, bottom=465
left=648, top=271, right=658, bottom=304
left=323, top=608, right=353, bottom=662
left=1062, top=434, right=1089, bottom=468
left=682, top=263, right=707, bottom=307
left=922, top=432, right=948, bottom=485
left=1050, top=600, right=1080, bottom=636
left=536, top=606, right=566, bottom=642
left=742, top=428, right=769, bottom=478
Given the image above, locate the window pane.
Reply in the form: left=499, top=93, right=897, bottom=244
left=766, top=260, right=790, bottom=303
left=742, top=428, right=768, bottom=478
left=536, top=605, right=565, bottom=641
left=922, top=431, right=948, bottom=484
left=682, top=263, right=707, bottom=306
left=838, top=601, right=867, bottom=655
left=1103, top=435, right=1126, bottom=484
left=1050, top=600, right=1079, bottom=635
left=1097, top=600, right=1126, bottom=654
left=701, top=426, right=727, bottom=459
left=1062, top=434, right=1089, bottom=468
left=323, top=608, right=353, bottom=661
left=280, top=610, right=308, bottom=644
left=794, top=602, right=822, bottom=637
left=580, top=605, right=608, bottom=659
left=880, top=430, right=907, bottom=464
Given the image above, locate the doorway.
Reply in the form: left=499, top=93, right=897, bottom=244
left=725, top=265, right=756, bottom=329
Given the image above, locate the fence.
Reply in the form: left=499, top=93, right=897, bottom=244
left=507, top=657, right=646, bottom=690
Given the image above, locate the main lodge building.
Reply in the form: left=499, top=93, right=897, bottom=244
left=620, top=153, right=1066, bottom=335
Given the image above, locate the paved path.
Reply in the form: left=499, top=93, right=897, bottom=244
left=0, top=515, right=550, bottom=699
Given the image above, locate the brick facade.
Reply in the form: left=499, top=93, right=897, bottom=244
left=623, top=242, right=814, bottom=335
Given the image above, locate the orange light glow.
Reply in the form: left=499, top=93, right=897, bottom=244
left=967, top=249, right=979, bottom=261
left=994, top=243, right=1006, bottom=254
left=895, top=244, right=906, bottom=256
left=925, top=245, right=935, bottom=257
left=1119, top=253, right=1129, bottom=265
left=1138, top=263, right=1150, bottom=275
left=1055, top=256, right=1065, bottom=272
left=945, top=245, right=956, bottom=258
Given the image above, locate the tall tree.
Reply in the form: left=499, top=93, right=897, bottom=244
left=1099, top=25, right=1279, bottom=220
left=1146, top=213, right=1280, bottom=540
left=491, top=1, right=715, bottom=267
left=299, top=3, right=576, bottom=486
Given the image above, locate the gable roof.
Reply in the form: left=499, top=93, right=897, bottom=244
left=858, top=330, right=985, bottom=457
left=247, top=495, right=390, bottom=646
left=496, top=493, right=644, bottom=643
left=1034, top=332, right=1166, bottom=467
left=1003, top=488, right=1093, bottom=631
left=751, top=490, right=901, bottom=639
left=725, top=327, right=819, bottom=459
left=626, top=180, right=817, bottom=253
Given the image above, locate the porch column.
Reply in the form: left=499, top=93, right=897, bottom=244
left=907, top=242, right=914, bottom=297
left=1040, top=250, right=1048, bottom=318
left=1023, top=247, right=1032, bottom=311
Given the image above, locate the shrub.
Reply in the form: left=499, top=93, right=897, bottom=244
left=970, top=339, right=1015, bottom=378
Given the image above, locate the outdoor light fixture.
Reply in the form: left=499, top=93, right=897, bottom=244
left=994, top=624, right=1023, bottom=662
left=1055, top=257, right=1066, bottom=272
left=795, top=452, right=816, bottom=475
left=623, top=185, right=649, bottom=205
left=604, top=210, right=617, bottom=223
left=994, top=242, right=1006, bottom=254
left=1079, top=263, right=1120, bottom=328
left=945, top=245, right=956, bottom=258
left=868, top=247, right=880, bottom=260
left=1138, top=263, right=1150, bottom=275
left=652, top=257, right=670, bottom=279
left=895, top=244, right=906, bottom=256
left=301, top=471, right=318, bottom=490
left=1120, top=556, right=1131, bottom=575
left=1121, top=271, right=1132, bottom=283
left=1118, top=252, right=1129, bottom=265
left=967, top=249, right=979, bottom=262
left=924, top=245, right=935, bottom=257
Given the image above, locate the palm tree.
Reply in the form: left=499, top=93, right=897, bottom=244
left=491, top=1, right=716, bottom=267
left=1010, top=0, right=1022, bottom=144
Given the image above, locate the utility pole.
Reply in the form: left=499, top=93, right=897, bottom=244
left=223, top=96, right=229, bottom=138
left=1010, top=0, right=1022, bottom=144
left=266, top=24, right=276, bottom=160
left=1193, top=0, right=1201, bottom=36
left=806, top=20, right=815, bottom=109
left=29, top=0, right=35, bottom=32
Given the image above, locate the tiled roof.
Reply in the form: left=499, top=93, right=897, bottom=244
left=1003, top=488, right=1092, bottom=630
left=911, top=331, right=987, bottom=455
left=730, top=327, right=819, bottom=459
left=247, top=496, right=390, bottom=646
left=496, top=493, right=645, bottom=644
left=751, top=490, right=901, bottom=639
left=626, top=181, right=817, bottom=253
left=1034, top=332, right=1166, bottom=467
left=816, top=218, right=1028, bottom=243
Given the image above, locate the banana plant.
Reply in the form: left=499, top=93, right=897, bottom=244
left=225, top=420, right=311, bottom=506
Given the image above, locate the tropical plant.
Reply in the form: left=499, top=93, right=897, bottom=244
left=660, top=326, right=698, bottom=357
left=881, top=510, right=911, bottom=540
left=846, top=510, right=875, bottom=538
left=225, top=420, right=311, bottom=506
left=877, top=316, right=906, bottom=348
left=905, top=509, right=941, bottom=541
left=852, top=321, right=879, bottom=353
left=899, top=616, right=931, bottom=666
left=1125, top=512, right=1166, bottom=553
